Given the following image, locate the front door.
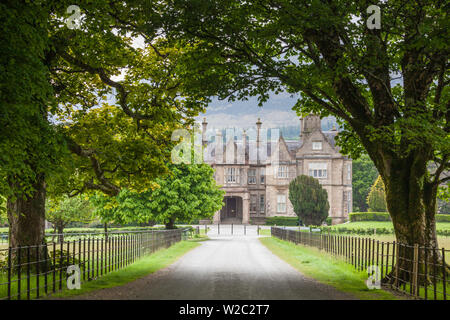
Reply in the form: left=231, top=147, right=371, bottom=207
left=227, top=197, right=237, bottom=218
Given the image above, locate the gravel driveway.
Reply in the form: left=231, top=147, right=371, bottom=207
left=73, top=234, right=355, bottom=300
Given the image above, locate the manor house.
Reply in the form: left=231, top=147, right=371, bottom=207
left=201, top=114, right=352, bottom=225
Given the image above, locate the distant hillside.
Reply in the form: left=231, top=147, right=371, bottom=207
left=279, top=116, right=338, bottom=140
left=208, top=116, right=338, bottom=142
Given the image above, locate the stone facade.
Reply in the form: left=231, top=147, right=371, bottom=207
left=202, top=115, right=352, bottom=225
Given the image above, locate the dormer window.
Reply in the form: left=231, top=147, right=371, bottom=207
left=312, top=141, right=322, bottom=150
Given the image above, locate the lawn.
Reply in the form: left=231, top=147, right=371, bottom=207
left=330, top=221, right=450, bottom=232
left=260, top=236, right=400, bottom=300
left=328, top=221, right=450, bottom=250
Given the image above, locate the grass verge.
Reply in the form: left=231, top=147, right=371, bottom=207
left=45, top=240, right=201, bottom=299
left=260, top=237, right=400, bottom=300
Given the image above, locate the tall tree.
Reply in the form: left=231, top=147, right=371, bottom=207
left=352, top=154, right=379, bottom=212
left=148, top=163, right=224, bottom=229
left=162, top=1, right=449, bottom=255
left=289, top=175, right=329, bottom=226
left=93, top=164, right=225, bottom=229
left=367, top=176, right=388, bottom=212
left=1, top=0, right=61, bottom=251
left=46, top=195, right=95, bottom=243
left=1, top=1, right=207, bottom=251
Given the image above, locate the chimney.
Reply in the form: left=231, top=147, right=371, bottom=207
left=215, top=129, right=223, bottom=164
left=242, top=130, right=247, bottom=164
left=299, top=118, right=303, bottom=138
left=302, top=114, right=321, bottom=135
left=202, top=117, right=208, bottom=147
left=256, top=118, right=262, bottom=164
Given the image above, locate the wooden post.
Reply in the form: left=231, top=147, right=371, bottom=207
left=442, top=248, right=447, bottom=300
left=394, top=242, right=399, bottom=288
left=413, top=244, right=419, bottom=297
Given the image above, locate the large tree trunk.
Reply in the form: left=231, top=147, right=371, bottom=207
left=165, top=217, right=176, bottom=229
left=56, top=223, right=64, bottom=244
left=7, top=174, right=46, bottom=269
left=380, top=155, right=444, bottom=286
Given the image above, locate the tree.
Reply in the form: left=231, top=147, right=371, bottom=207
left=0, top=197, right=6, bottom=226
left=148, top=164, right=224, bottom=229
left=289, top=175, right=329, bottom=226
left=90, top=187, right=159, bottom=229
left=46, top=196, right=95, bottom=243
left=162, top=1, right=449, bottom=271
left=352, top=154, right=379, bottom=212
left=437, top=185, right=450, bottom=214
left=93, top=164, right=224, bottom=229
left=1, top=0, right=62, bottom=253
left=1, top=1, right=207, bottom=251
left=367, top=176, right=387, bottom=212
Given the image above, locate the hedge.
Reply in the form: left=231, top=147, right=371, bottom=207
left=349, top=212, right=450, bottom=223
left=349, top=212, right=390, bottom=222
left=321, top=226, right=450, bottom=237
left=265, top=216, right=300, bottom=226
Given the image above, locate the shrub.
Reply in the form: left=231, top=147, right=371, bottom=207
left=289, top=175, right=329, bottom=226
left=349, top=212, right=450, bottom=223
left=436, top=214, right=450, bottom=223
left=265, top=216, right=299, bottom=226
left=367, top=176, right=387, bottom=212
left=349, top=212, right=391, bottom=222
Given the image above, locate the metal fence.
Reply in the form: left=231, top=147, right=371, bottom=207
left=200, top=224, right=261, bottom=236
left=0, top=229, right=168, bottom=244
left=271, top=227, right=449, bottom=300
left=0, top=229, right=183, bottom=300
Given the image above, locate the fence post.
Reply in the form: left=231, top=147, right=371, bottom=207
left=424, top=247, right=428, bottom=300
left=442, top=248, right=447, bottom=300
left=27, top=246, right=30, bottom=300
left=18, top=246, right=22, bottom=300
left=36, top=245, right=40, bottom=299
left=7, top=247, right=11, bottom=300
left=413, top=244, right=419, bottom=297
left=394, top=242, right=399, bottom=288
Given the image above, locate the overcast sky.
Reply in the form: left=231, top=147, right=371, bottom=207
left=196, top=92, right=303, bottom=131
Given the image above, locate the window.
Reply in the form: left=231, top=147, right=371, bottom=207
left=260, top=168, right=265, bottom=184
left=344, top=191, right=352, bottom=213
left=347, top=163, right=351, bottom=180
left=250, top=194, right=257, bottom=212
left=248, top=169, right=256, bottom=184
left=308, top=162, right=327, bottom=179
left=347, top=192, right=352, bottom=213
left=277, top=194, right=286, bottom=213
left=259, top=195, right=265, bottom=214
left=312, top=141, right=322, bottom=150
left=225, top=167, right=239, bottom=183
left=277, top=165, right=288, bottom=178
